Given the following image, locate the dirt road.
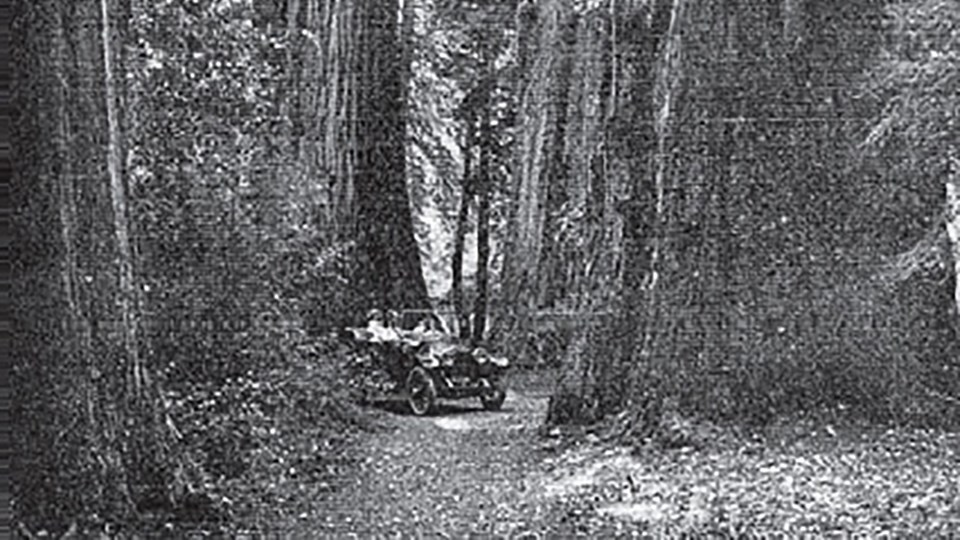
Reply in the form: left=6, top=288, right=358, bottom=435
left=295, top=386, right=960, bottom=537
left=312, top=389, right=566, bottom=537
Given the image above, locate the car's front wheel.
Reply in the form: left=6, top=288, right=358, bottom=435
left=480, top=380, right=506, bottom=411
left=406, top=366, right=437, bottom=416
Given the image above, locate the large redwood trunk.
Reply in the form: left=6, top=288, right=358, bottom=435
left=498, top=0, right=575, bottom=360
left=354, top=0, right=430, bottom=310
left=14, top=0, right=181, bottom=528
left=283, top=0, right=429, bottom=310
left=502, top=0, right=675, bottom=423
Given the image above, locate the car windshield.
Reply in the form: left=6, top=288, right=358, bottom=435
left=400, top=310, right=452, bottom=335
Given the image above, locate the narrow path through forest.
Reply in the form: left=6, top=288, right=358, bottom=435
left=310, top=388, right=565, bottom=537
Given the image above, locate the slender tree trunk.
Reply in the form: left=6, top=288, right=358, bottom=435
left=474, top=133, right=491, bottom=345
left=453, top=139, right=472, bottom=339
left=945, top=154, right=960, bottom=322
left=473, top=60, right=493, bottom=344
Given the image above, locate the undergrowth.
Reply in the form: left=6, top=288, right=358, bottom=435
left=150, top=329, right=372, bottom=535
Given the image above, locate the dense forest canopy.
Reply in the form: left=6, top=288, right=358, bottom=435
left=11, top=0, right=959, bottom=534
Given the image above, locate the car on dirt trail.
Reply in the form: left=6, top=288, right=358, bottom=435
left=342, top=309, right=509, bottom=416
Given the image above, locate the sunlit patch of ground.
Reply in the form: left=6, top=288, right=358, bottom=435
left=530, top=422, right=960, bottom=536
left=428, top=402, right=543, bottom=432
left=430, top=416, right=475, bottom=431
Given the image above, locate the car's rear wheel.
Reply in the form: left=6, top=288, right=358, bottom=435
left=407, top=366, right=437, bottom=416
left=480, top=380, right=506, bottom=411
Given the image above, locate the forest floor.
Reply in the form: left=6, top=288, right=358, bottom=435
left=283, top=371, right=960, bottom=537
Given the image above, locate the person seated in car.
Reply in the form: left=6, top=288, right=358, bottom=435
left=410, top=316, right=444, bottom=342
left=366, top=308, right=384, bottom=327
left=412, top=317, right=433, bottom=334
left=365, top=308, right=399, bottom=343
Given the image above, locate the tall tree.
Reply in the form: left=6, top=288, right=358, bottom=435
left=472, top=68, right=493, bottom=344
left=500, top=0, right=674, bottom=422
left=452, top=132, right=474, bottom=338
left=355, top=0, right=431, bottom=310
left=102, top=0, right=143, bottom=395
left=498, top=0, right=575, bottom=362
left=13, top=0, right=183, bottom=530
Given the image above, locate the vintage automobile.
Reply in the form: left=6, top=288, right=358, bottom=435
left=343, top=310, right=508, bottom=415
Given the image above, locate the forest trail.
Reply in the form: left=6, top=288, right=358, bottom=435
left=311, top=388, right=564, bottom=537
left=299, top=382, right=960, bottom=537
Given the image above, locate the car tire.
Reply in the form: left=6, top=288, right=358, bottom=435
left=480, top=382, right=506, bottom=411
left=407, top=366, right=437, bottom=416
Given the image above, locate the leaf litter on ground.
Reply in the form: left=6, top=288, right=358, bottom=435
left=536, top=413, right=960, bottom=537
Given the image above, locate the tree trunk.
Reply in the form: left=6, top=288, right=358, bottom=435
left=498, top=0, right=574, bottom=359
left=355, top=0, right=429, bottom=310
left=502, top=0, right=676, bottom=423
left=473, top=62, right=493, bottom=344
left=473, top=141, right=491, bottom=345
left=632, top=0, right=685, bottom=386
left=102, top=0, right=142, bottom=397
left=946, top=155, right=960, bottom=323
left=13, top=1, right=187, bottom=529
left=453, top=139, right=472, bottom=339
left=545, top=1, right=651, bottom=424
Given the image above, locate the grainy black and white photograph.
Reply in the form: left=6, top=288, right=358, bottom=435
left=10, top=0, right=960, bottom=536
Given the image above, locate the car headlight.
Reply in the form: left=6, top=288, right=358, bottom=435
left=419, top=355, right=439, bottom=369
left=490, top=355, right=509, bottom=368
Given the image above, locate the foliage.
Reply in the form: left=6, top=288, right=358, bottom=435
left=160, top=333, right=369, bottom=534
left=129, top=0, right=289, bottom=382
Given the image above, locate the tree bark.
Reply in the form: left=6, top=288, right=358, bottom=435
left=473, top=129, right=491, bottom=345
left=101, top=0, right=142, bottom=396
left=355, top=0, right=430, bottom=310
left=473, top=53, right=494, bottom=345
left=498, top=0, right=574, bottom=359
left=453, top=139, right=472, bottom=339
left=545, top=2, right=646, bottom=424
left=13, top=1, right=188, bottom=528
left=945, top=155, right=960, bottom=322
